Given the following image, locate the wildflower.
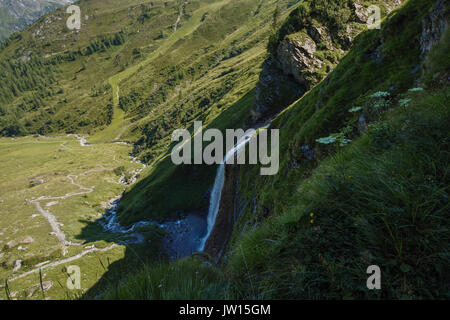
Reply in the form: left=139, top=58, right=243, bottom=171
left=310, top=213, right=314, bottom=217
left=348, top=106, right=362, bottom=113
left=399, top=98, right=411, bottom=107
left=370, top=91, right=390, bottom=99
left=310, top=219, right=314, bottom=224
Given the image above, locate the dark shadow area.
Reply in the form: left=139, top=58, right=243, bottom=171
left=76, top=206, right=208, bottom=298
left=116, top=89, right=259, bottom=226
left=75, top=215, right=164, bottom=299
left=76, top=88, right=259, bottom=298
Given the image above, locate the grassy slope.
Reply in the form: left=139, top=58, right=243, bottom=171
left=0, top=135, right=151, bottom=299
left=0, top=0, right=306, bottom=298
left=115, top=0, right=402, bottom=224
left=0, top=0, right=183, bottom=136
left=88, top=0, right=234, bottom=144
left=227, top=0, right=450, bottom=299
left=101, top=0, right=449, bottom=299
left=1, top=0, right=447, bottom=300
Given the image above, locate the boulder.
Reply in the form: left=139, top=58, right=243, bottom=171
left=30, top=179, right=45, bottom=187
left=21, top=236, right=34, bottom=244
left=13, top=260, right=22, bottom=272
left=4, top=240, right=18, bottom=249
left=41, top=281, right=53, bottom=291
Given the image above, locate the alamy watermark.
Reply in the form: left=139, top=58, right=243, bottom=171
left=366, top=265, right=381, bottom=290
left=66, top=265, right=81, bottom=290
left=367, top=5, right=382, bottom=30
left=171, top=121, right=279, bottom=176
left=66, top=5, right=81, bottom=30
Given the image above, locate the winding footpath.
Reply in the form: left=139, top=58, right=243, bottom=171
left=173, top=2, right=186, bottom=32
left=11, top=135, right=142, bottom=282
left=10, top=3, right=231, bottom=283
left=27, top=135, right=96, bottom=255
left=28, top=174, right=95, bottom=254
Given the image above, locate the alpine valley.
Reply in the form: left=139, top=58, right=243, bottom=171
left=0, top=0, right=448, bottom=300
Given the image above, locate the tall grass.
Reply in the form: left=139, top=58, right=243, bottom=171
left=102, top=257, right=229, bottom=300
left=227, top=87, right=450, bottom=299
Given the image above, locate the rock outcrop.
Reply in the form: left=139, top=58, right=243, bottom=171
left=251, top=59, right=304, bottom=123
left=276, top=31, right=323, bottom=87
left=252, top=1, right=405, bottom=124
left=4, top=239, right=18, bottom=249
left=13, top=259, right=22, bottom=272
left=353, top=0, right=369, bottom=23
left=420, top=0, right=449, bottom=57
left=21, top=236, right=35, bottom=244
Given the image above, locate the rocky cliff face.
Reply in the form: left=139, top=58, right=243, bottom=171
left=274, top=20, right=347, bottom=91
left=222, top=0, right=413, bottom=261
left=204, top=164, right=243, bottom=262
left=276, top=30, right=324, bottom=87
left=420, top=0, right=449, bottom=86
left=252, top=0, right=404, bottom=124
left=250, top=58, right=305, bottom=124
left=420, top=0, right=448, bottom=57
left=199, top=0, right=447, bottom=265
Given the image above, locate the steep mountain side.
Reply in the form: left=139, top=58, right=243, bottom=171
left=117, top=0, right=403, bottom=225
left=225, top=0, right=449, bottom=299
left=99, top=0, right=449, bottom=300
left=0, top=0, right=73, bottom=41
left=253, top=0, right=404, bottom=122
left=0, top=0, right=448, bottom=300
left=115, top=0, right=306, bottom=224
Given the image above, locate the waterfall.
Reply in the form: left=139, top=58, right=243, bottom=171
left=199, top=130, right=256, bottom=251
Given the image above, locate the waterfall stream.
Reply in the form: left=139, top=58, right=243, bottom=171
left=198, top=130, right=257, bottom=251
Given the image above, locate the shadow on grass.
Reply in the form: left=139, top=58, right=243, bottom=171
left=116, top=89, right=258, bottom=226
left=74, top=88, right=258, bottom=299
left=74, top=214, right=164, bottom=299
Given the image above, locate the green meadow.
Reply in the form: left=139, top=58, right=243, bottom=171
left=0, top=135, right=146, bottom=299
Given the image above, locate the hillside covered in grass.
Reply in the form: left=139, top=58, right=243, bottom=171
left=98, top=0, right=449, bottom=300
left=117, top=0, right=404, bottom=224
left=0, top=0, right=448, bottom=300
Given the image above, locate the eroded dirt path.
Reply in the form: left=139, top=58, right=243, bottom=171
left=174, top=2, right=186, bottom=32
left=28, top=173, right=95, bottom=255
